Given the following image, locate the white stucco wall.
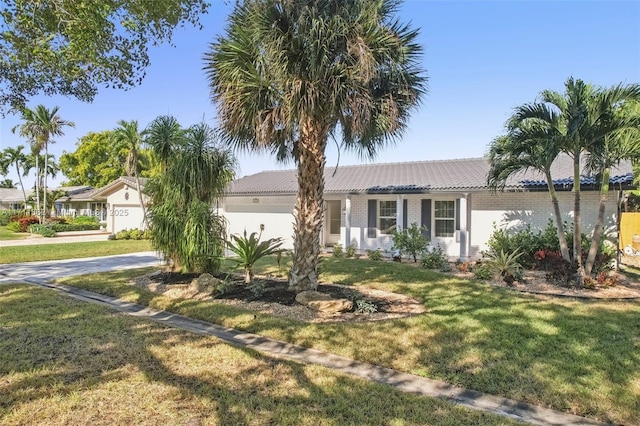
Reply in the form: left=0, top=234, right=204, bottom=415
left=470, top=190, right=622, bottom=257
left=222, top=195, right=296, bottom=248
left=223, top=189, right=622, bottom=260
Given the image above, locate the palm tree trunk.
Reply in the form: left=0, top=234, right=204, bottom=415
left=573, top=150, right=584, bottom=283
left=15, top=163, right=27, bottom=208
left=584, top=167, right=610, bottom=276
left=43, top=145, right=48, bottom=218
left=545, top=171, right=571, bottom=262
left=34, top=154, right=40, bottom=220
left=135, top=173, right=148, bottom=228
left=289, top=120, right=327, bottom=292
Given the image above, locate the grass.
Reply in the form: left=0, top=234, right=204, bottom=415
left=0, top=284, right=518, bottom=425
left=59, top=256, right=640, bottom=425
left=0, top=240, right=152, bottom=264
left=0, top=226, right=28, bottom=241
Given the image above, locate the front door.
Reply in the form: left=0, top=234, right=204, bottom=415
left=325, top=200, right=341, bottom=245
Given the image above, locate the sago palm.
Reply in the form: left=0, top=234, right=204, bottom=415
left=205, top=0, right=426, bottom=291
left=227, top=227, right=284, bottom=283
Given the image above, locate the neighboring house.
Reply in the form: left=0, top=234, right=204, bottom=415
left=54, top=186, right=101, bottom=218
left=0, top=185, right=96, bottom=214
left=0, top=188, right=26, bottom=210
left=89, top=176, right=149, bottom=234
left=222, top=155, right=635, bottom=260
left=0, top=178, right=148, bottom=234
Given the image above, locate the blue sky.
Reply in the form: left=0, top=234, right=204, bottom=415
left=1, top=0, right=639, bottom=187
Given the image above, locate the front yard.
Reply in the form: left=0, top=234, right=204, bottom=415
left=57, top=257, right=640, bottom=425
left=0, top=284, right=516, bottom=425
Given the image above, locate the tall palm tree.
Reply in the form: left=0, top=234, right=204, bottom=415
left=583, top=94, right=640, bottom=275
left=144, top=115, right=185, bottom=171
left=487, top=124, right=571, bottom=262
left=513, top=79, right=596, bottom=279
left=205, top=0, right=426, bottom=291
left=2, top=146, right=29, bottom=207
left=113, top=120, right=147, bottom=227
left=11, top=105, right=74, bottom=219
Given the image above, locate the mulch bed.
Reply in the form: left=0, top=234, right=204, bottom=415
left=132, top=271, right=426, bottom=323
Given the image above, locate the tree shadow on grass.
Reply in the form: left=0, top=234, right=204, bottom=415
left=54, top=261, right=640, bottom=424
left=0, top=284, right=517, bottom=425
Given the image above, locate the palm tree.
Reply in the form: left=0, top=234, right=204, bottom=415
left=583, top=94, right=640, bottom=275
left=205, top=0, right=426, bottom=291
left=511, top=79, right=596, bottom=279
left=487, top=126, right=571, bottom=262
left=504, top=78, right=640, bottom=279
left=144, top=115, right=185, bottom=171
left=113, top=120, right=148, bottom=227
left=0, top=179, right=15, bottom=189
left=11, top=105, right=74, bottom=219
left=147, top=122, right=236, bottom=273
left=3, top=146, right=29, bottom=207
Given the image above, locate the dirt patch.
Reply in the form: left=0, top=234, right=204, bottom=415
left=131, top=272, right=425, bottom=323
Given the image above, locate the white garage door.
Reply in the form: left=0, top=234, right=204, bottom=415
left=224, top=209, right=294, bottom=249
left=111, top=205, right=146, bottom=233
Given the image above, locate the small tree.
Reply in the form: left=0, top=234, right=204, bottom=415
left=393, top=223, right=429, bottom=263
left=146, top=120, right=236, bottom=273
left=227, top=226, right=284, bottom=283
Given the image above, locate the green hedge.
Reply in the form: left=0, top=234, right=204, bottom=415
left=51, top=223, right=101, bottom=232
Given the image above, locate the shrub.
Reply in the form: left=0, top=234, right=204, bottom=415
left=129, top=229, right=144, bottom=240
left=392, top=223, right=428, bottom=263
left=71, top=215, right=99, bottom=225
left=473, top=262, right=493, bottom=280
left=366, top=249, right=382, bottom=261
left=46, top=217, right=67, bottom=224
left=484, top=249, right=524, bottom=285
left=421, top=245, right=448, bottom=270
left=18, top=216, right=40, bottom=232
left=535, top=249, right=575, bottom=284
left=6, top=221, right=20, bottom=232
left=455, top=260, right=471, bottom=273
left=0, top=210, right=21, bottom=226
left=116, top=229, right=132, bottom=240
left=30, top=224, right=57, bottom=238
left=51, top=223, right=101, bottom=232
left=345, top=244, right=357, bottom=258
left=332, top=243, right=344, bottom=258
left=355, top=298, right=378, bottom=314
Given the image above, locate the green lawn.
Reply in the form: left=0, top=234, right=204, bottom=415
left=0, top=240, right=152, bottom=264
left=59, top=256, right=640, bottom=425
left=0, top=284, right=518, bottom=425
left=0, top=226, right=28, bottom=241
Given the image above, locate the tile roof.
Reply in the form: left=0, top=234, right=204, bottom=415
left=0, top=188, right=27, bottom=203
left=228, top=155, right=635, bottom=195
